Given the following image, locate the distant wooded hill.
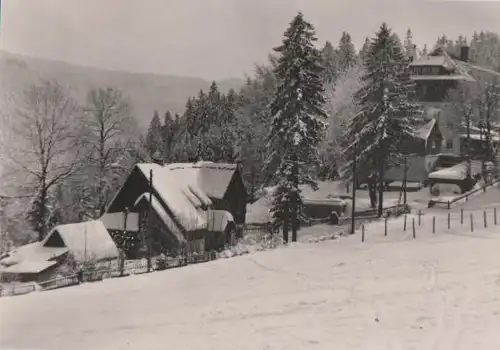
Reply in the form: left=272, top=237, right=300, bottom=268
left=0, top=50, right=245, bottom=129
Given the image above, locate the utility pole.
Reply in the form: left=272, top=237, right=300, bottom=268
left=120, top=207, right=128, bottom=276
left=403, top=156, right=408, bottom=207
left=147, top=169, right=153, bottom=272
left=351, top=143, right=357, bottom=234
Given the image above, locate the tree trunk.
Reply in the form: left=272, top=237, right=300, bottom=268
left=377, top=161, right=385, bottom=218
left=38, top=186, right=48, bottom=241
left=291, top=155, right=299, bottom=242
left=283, top=204, right=289, bottom=244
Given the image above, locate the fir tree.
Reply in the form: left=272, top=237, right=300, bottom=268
left=338, top=31, right=357, bottom=72
left=162, top=111, right=175, bottom=163
left=359, top=37, right=371, bottom=64
left=340, top=22, right=422, bottom=217
left=266, top=12, right=328, bottom=242
left=145, top=111, right=164, bottom=160
left=195, top=89, right=210, bottom=134
left=420, top=44, right=429, bottom=57
left=404, top=28, right=414, bottom=59
left=321, top=41, right=338, bottom=84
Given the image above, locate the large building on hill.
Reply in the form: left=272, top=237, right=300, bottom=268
left=408, top=45, right=500, bottom=157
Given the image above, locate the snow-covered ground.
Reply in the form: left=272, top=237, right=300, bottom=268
left=1, top=207, right=500, bottom=350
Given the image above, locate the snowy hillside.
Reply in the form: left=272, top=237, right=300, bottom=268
left=1, top=208, right=500, bottom=350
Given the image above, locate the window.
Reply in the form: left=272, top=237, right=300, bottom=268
left=446, top=140, right=453, bottom=149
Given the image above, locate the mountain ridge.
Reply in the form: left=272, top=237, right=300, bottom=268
left=0, top=50, right=245, bottom=129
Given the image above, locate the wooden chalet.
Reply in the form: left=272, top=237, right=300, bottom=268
left=104, top=161, right=247, bottom=258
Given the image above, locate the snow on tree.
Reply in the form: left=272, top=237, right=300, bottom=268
left=266, top=12, right=328, bottom=242
left=145, top=110, right=165, bottom=160
left=337, top=31, right=357, bottom=73
left=404, top=28, right=414, bottom=60
left=340, top=22, right=422, bottom=217
left=359, top=37, right=371, bottom=64
left=8, top=80, right=82, bottom=240
left=321, top=41, right=339, bottom=84
left=82, top=87, right=137, bottom=217
left=237, top=62, right=277, bottom=198
left=320, top=64, right=364, bottom=180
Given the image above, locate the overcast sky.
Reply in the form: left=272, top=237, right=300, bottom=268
left=1, top=0, right=499, bottom=80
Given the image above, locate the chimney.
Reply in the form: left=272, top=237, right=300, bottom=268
left=460, top=46, right=470, bottom=62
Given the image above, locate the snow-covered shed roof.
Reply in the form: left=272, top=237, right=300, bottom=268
left=0, top=242, right=68, bottom=268
left=42, top=220, right=119, bottom=263
left=0, top=260, right=58, bottom=274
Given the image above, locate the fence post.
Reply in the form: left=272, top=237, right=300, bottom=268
left=432, top=216, right=435, bottom=234
left=447, top=201, right=450, bottom=209
left=484, top=210, right=487, bottom=228
left=470, top=213, right=474, bottom=233
left=384, top=216, right=388, bottom=236
left=361, top=224, right=365, bottom=242
left=412, top=218, right=416, bottom=239
left=495, top=208, right=498, bottom=226
left=404, top=214, right=407, bottom=231
left=461, top=208, right=464, bottom=225
left=448, top=212, right=451, bottom=230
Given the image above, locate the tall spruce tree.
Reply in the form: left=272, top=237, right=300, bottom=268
left=340, top=23, right=422, bottom=217
left=266, top=12, right=328, bottom=242
left=162, top=111, right=175, bottom=163
left=145, top=111, right=164, bottom=160
left=338, top=31, right=357, bottom=72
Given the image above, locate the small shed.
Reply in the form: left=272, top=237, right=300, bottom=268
left=0, top=221, right=119, bottom=283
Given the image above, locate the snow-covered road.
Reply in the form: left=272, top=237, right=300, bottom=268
left=1, top=211, right=500, bottom=350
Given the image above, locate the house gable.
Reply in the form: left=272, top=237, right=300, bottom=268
left=43, top=230, right=66, bottom=248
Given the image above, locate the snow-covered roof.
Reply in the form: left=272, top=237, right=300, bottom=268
left=42, top=220, right=119, bottom=263
left=134, top=193, right=187, bottom=243
left=411, top=75, right=475, bottom=82
left=457, top=61, right=500, bottom=79
left=165, top=162, right=239, bottom=199
left=0, top=243, right=68, bottom=268
left=409, top=55, right=449, bottom=68
left=428, top=161, right=482, bottom=180
left=0, top=260, right=58, bottom=274
left=409, top=49, right=476, bottom=82
left=416, top=119, right=437, bottom=140
left=459, top=134, right=500, bottom=142
left=135, top=163, right=212, bottom=232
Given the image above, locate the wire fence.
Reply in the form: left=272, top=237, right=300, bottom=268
left=356, top=206, right=500, bottom=243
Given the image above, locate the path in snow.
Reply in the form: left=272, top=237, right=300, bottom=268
left=1, top=210, right=500, bottom=350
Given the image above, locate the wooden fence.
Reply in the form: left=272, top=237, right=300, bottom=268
left=356, top=206, right=499, bottom=243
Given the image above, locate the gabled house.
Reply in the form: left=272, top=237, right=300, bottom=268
left=104, top=161, right=247, bottom=257
left=0, top=220, right=118, bottom=283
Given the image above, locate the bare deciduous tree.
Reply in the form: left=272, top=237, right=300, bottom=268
left=10, top=80, right=81, bottom=241
left=82, top=87, right=137, bottom=217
